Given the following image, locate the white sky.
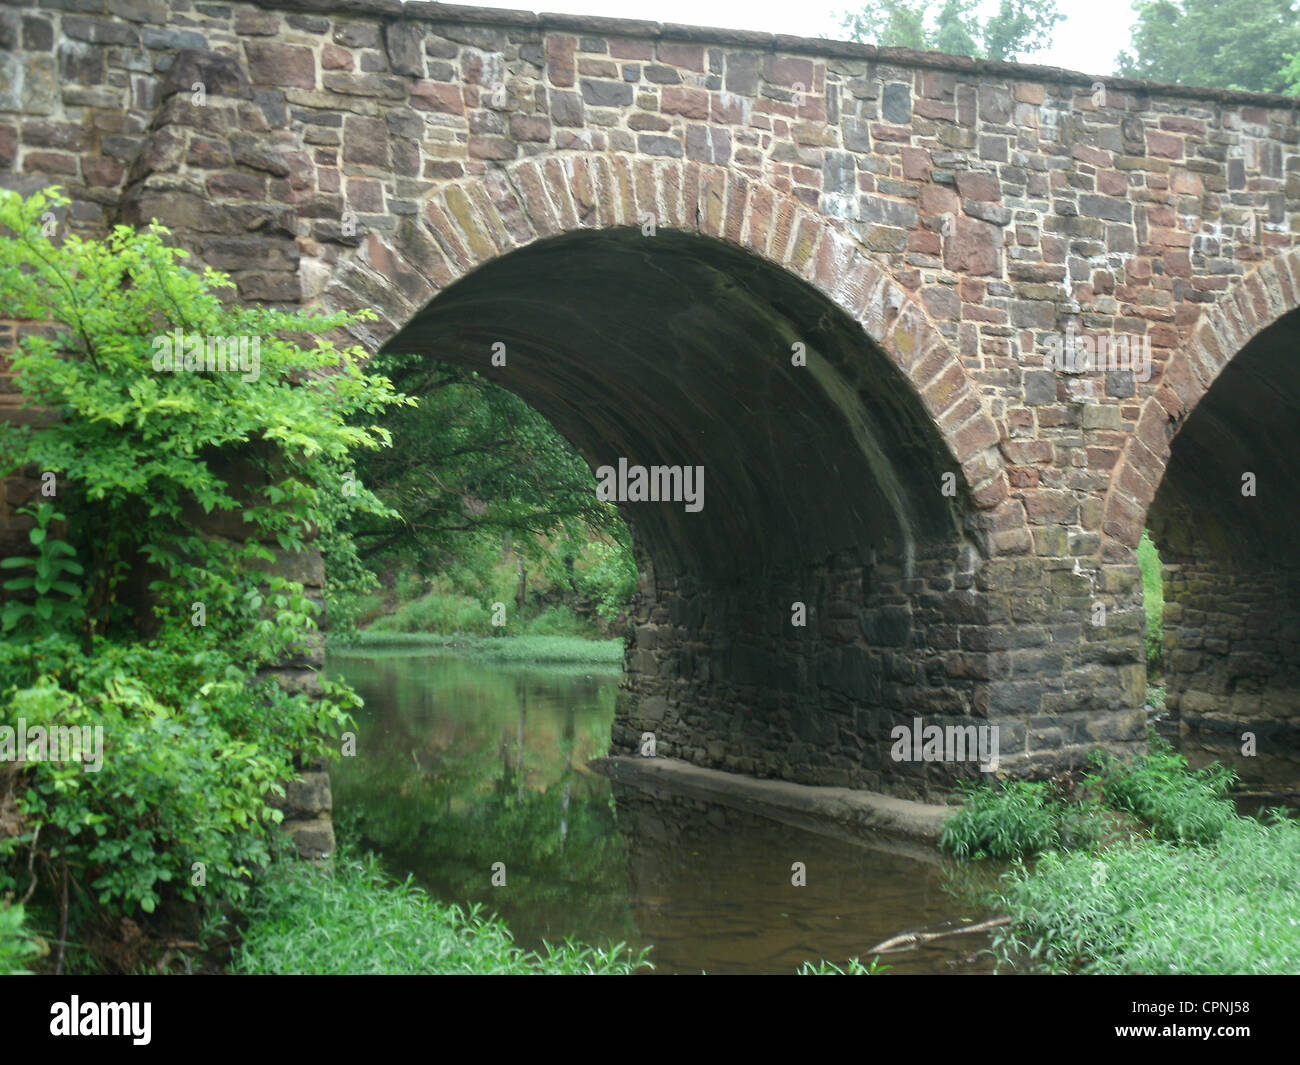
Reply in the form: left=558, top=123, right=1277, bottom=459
left=455, top=0, right=1140, bottom=80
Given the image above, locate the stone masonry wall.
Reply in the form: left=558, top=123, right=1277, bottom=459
left=1161, top=551, right=1300, bottom=779
left=615, top=539, right=1144, bottom=801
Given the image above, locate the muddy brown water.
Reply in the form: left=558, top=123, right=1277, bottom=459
left=326, top=649, right=1005, bottom=975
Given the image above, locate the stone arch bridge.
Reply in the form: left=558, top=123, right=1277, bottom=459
left=3, top=0, right=1300, bottom=819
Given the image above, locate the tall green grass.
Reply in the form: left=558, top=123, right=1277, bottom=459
left=329, top=632, right=624, bottom=665
left=992, top=809, right=1300, bottom=974
left=797, top=957, right=890, bottom=975
left=232, top=850, right=650, bottom=975
left=368, top=587, right=501, bottom=636
left=1137, top=529, right=1164, bottom=673
left=945, top=735, right=1300, bottom=974
left=940, top=779, right=1104, bottom=860
left=1091, top=735, right=1237, bottom=844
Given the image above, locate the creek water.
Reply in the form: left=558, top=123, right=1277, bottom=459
left=326, top=649, right=1002, bottom=975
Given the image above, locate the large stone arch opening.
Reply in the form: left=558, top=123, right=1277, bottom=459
left=1146, top=306, right=1300, bottom=781
left=380, top=225, right=996, bottom=798
left=1102, top=252, right=1300, bottom=782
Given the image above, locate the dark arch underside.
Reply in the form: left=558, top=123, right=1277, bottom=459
left=380, top=227, right=969, bottom=581
left=1151, top=307, right=1300, bottom=561
left=1148, top=307, right=1300, bottom=769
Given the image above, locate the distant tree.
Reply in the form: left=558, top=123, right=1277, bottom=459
left=842, top=0, right=929, bottom=51
left=932, top=0, right=981, bottom=57
left=1115, top=0, right=1300, bottom=94
left=342, top=356, right=625, bottom=571
left=841, top=0, right=1063, bottom=61
left=1284, top=51, right=1300, bottom=94
left=981, top=0, right=1063, bottom=60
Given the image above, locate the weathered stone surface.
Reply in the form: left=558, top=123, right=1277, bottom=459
left=160, top=50, right=252, bottom=100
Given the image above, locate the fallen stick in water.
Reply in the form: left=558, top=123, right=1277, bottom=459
left=866, top=915, right=1011, bottom=955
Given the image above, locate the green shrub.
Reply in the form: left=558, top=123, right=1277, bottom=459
left=575, top=537, right=637, bottom=620
left=0, top=637, right=358, bottom=928
left=0, top=903, right=46, bottom=974
left=0, top=186, right=405, bottom=961
left=0, top=187, right=409, bottom=653
left=521, top=604, right=589, bottom=637
left=940, top=779, right=1078, bottom=860
left=1, top=504, right=85, bottom=637
left=394, top=569, right=426, bottom=602
left=941, top=737, right=1285, bottom=975
left=1091, top=734, right=1237, bottom=845
left=370, top=588, right=497, bottom=635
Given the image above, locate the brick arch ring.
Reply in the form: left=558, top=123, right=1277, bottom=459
left=317, top=151, right=1029, bottom=557
left=1101, top=247, right=1300, bottom=561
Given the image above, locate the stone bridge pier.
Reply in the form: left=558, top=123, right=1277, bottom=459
left=2, top=0, right=1300, bottom=811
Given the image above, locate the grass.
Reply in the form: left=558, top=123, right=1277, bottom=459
left=230, top=848, right=892, bottom=976
left=944, top=734, right=1300, bottom=974
left=1091, top=738, right=1237, bottom=844
left=0, top=903, right=46, bottom=975
left=1137, top=529, right=1163, bottom=673
left=365, top=589, right=600, bottom=640
left=992, top=809, right=1300, bottom=974
left=367, top=588, right=505, bottom=636
left=328, top=631, right=625, bottom=665
left=231, top=849, right=650, bottom=975
left=939, top=779, right=1103, bottom=861
left=797, top=957, right=890, bottom=974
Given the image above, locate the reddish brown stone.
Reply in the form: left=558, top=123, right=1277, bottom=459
left=346, top=177, right=383, bottom=212
left=321, top=44, right=353, bottom=71
left=658, top=43, right=705, bottom=71
left=609, top=39, right=653, bottom=60
left=206, top=171, right=265, bottom=199
left=956, top=170, right=999, bottom=201
left=661, top=86, right=708, bottom=120
left=468, top=136, right=517, bottom=160
left=764, top=55, right=812, bottom=88
left=546, top=34, right=576, bottom=87
left=509, top=114, right=552, bottom=142
left=411, top=81, right=463, bottom=114
left=901, top=146, right=930, bottom=181
left=245, top=42, right=315, bottom=89
left=577, top=58, right=618, bottom=78
left=1145, top=129, right=1183, bottom=160
left=0, top=125, right=16, bottom=170
left=82, top=155, right=124, bottom=186
left=24, top=151, right=78, bottom=175
left=945, top=216, right=1001, bottom=276
left=1097, top=170, right=1127, bottom=196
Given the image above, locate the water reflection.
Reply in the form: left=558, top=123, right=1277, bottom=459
left=328, top=650, right=999, bottom=974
